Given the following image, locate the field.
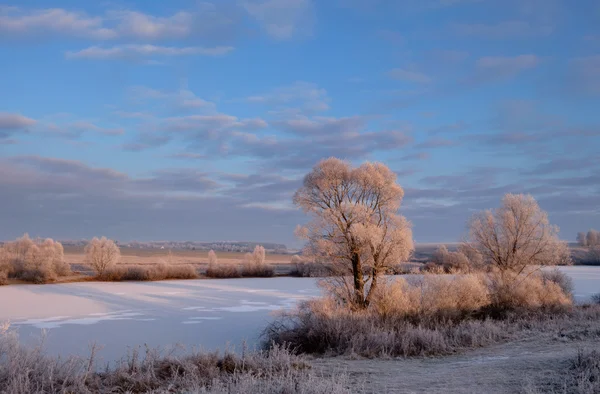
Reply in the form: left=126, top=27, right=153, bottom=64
left=61, top=246, right=294, bottom=275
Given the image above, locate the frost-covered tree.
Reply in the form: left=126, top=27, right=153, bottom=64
left=577, top=232, right=588, bottom=247
left=251, top=245, right=266, bottom=266
left=85, top=237, right=121, bottom=275
left=468, top=194, right=571, bottom=275
left=586, top=229, right=600, bottom=247
left=294, top=158, right=413, bottom=308
left=208, top=250, right=218, bottom=266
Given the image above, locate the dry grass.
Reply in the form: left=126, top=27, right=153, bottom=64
left=97, top=263, right=199, bottom=281
left=0, top=323, right=351, bottom=394
left=240, top=262, right=275, bottom=278
left=206, top=263, right=241, bottom=278
left=265, top=272, right=582, bottom=358
left=524, top=349, right=600, bottom=394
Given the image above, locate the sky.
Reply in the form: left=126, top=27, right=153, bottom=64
left=0, top=0, right=599, bottom=247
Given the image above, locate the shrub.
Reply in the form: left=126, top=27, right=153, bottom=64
left=85, top=236, right=121, bottom=276
left=205, top=250, right=241, bottom=278
left=265, top=271, right=577, bottom=357
left=485, top=271, right=572, bottom=313
left=240, top=245, right=274, bottom=278
left=370, top=275, right=489, bottom=320
left=585, top=247, right=600, bottom=265
left=592, top=294, right=600, bottom=305
left=430, top=245, right=471, bottom=273
left=206, top=263, right=241, bottom=278
left=153, top=262, right=199, bottom=280
left=98, top=263, right=199, bottom=282
left=290, top=255, right=331, bottom=277
left=541, top=268, right=574, bottom=298
left=0, top=235, right=70, bottom=284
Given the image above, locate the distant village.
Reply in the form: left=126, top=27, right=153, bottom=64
left=55, top=240, right=292, bottom=254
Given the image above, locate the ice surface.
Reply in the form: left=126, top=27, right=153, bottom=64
left=0, top=268, right=597, bottom=362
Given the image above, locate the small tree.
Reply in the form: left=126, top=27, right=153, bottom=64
left=586, top=229, right=600, bottom=247
left=85, top=237, right=121, bottom=275
left=467, top=193, right=570, bottom=275
left=251, top=245, right=265, bottom=266
left=577, top=232, right=588, bottom=247
left=294, top=158, right=413, bottom=308
left=208, top=250, right=218, bottom=266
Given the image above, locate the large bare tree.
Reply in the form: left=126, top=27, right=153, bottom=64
left=467, top=193, right=571, bottom=275
left=294, top=158, right=413, bottom=308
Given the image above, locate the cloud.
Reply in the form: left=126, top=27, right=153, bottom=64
left=15, top=156, right=128, bottom=182
left=569, top=55, right=600, bottom=95
left=0, top=7, right=115, bottom=39
left=377, top=29, right=404, bottom=44
left=428, top=121, right=469, bottom=134
left=66, top=45, right=234, bottom=60
left=522, top=156, right=600, bottom=176
left=241, top=0, right=315, bottom=40
left=467, top=54, right=540, bottom=84
left=273, top=116, right=365, bottom=136
left=108, top=10, right=193, bottom=40
left=134, top=169, right=220, bottom=193
left=416, top=138, right=458, bottom=149
left=245, top=81, right=330, bottom=113
left=168, top=153, right=205, bottom=160
left=0, top=4, right=240, bottom=42
left=0, top=112, right=36, bottom=130
left=46, top=121, right=124, bottom=139
left=398, top=152, right=430, bottom=161
left=389, top=68, right=432, bottom=84
left=226, top=122, right=413, bottom=170
left=476, top=54, right=539, bottom=71
left=123, top=112, right=268, bottom=152
left=0, top=156, right=306, bottom=244
left=127, top=86, right=217, bottom=112
left=454, top=20, right=553, bottom=38
left=425, top=49, right=469, bottom=65
left=0, top=112, right=36, bottom=140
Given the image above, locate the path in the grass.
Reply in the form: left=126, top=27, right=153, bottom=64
left=315, top=335, right=596, bottom=393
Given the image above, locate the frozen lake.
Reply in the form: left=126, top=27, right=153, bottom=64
left=0, top=266, right=598, bottom=363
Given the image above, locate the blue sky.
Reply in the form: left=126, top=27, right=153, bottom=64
left=0, top=0, right=599, bottom=246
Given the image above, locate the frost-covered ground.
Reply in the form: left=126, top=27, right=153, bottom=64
left=0, top=266, right=597, bottom=363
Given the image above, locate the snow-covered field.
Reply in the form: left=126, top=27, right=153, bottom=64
left=0, top=266, right=598, bottom=362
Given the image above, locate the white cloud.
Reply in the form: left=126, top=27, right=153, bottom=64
left=127, top=86, right=218, bottom=112
left=108, top=10, right=193, bottom=40
left=246, top=81, right=330, bottom=112
left=0, top=7, right=115, bottom=39
left=476, top=54, right=539, bottom=70
left=66, top=45, right=234, bottom=59
left=241, top=0, right=315, bottom=40
left=389, top=68, right=432, bottom=84
left=0, top=5, right=238, bottom=41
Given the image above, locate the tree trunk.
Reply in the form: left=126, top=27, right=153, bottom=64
left=364, top=268, right=378, bottom=307
left=351, top=252, right=366, bottom=308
